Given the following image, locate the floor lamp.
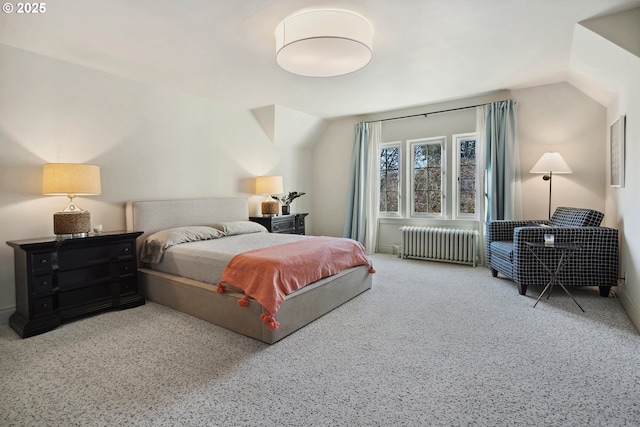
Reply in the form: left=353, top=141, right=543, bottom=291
left=530, top=152, right=572, bottom=219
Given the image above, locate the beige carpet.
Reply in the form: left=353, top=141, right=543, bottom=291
left=1, top=254, right=639, bottom=426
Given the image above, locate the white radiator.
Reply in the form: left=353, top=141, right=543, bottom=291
left=400, top=226, right=478, bottom=267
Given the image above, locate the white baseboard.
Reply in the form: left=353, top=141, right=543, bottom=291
left=377, top=244, right=401, bottom=256
left=619, top=290, right=640, bottom=334
left=0, top=305, right=14, bottom=325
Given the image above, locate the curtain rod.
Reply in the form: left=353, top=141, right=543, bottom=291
left=365, top=100, right=510, bottom=124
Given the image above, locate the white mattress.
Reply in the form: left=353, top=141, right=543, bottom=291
left=150, top=232, right=309, bottom=285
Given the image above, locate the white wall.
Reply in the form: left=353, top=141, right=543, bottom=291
left=0, top=45, right=313, bottom=323
left=310, top=117, right=359, bottom=238
left=596, top=7, right=640, bottom=332
left=567, top=7, right=640, bottom=331
left=513, top=82, right=607, bottom=219
left=607, top=63, right=640, bottom=331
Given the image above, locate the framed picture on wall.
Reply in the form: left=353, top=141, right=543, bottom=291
left=610, top=115, right=626, bottom=188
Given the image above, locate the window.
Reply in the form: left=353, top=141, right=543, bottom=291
left=378, top=133, right=479, bottom=220
left=379, top=143, right=400, bottom=215
left=410, top=137, right=444, bottom=217
left=454, top=133, right=478, bottom=218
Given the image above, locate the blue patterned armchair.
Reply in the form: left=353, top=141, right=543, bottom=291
left=486, top=207, right=619, bottom=297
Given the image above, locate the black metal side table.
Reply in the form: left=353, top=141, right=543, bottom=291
left=525, top=242, right=585, bottom=312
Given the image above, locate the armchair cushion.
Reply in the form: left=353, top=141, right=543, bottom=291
left=549, top=207, right=604, bottom=227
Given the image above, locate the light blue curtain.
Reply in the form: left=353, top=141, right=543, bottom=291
left=484, top=100, right=522, bottom=222
left=364, top=121, right=382, bottom=254
left=344, top=122, right=369, bottom=243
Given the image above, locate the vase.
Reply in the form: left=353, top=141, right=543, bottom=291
left=282, top=205, right=290, bottom=215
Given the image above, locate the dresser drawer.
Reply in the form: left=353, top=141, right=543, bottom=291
left=32, top=296, right=54, bottom=317
left=57, top=264, right=112, bottom=291
left=58, top=283, right=112, bottom=309
left=32, top=275, right=54, bottom=296
left=30, top=252, right=54, bottom=273
left=272, top=218, right=296, bottom=233
left=112, top=241, right=135, bottom=259
left=119, top=278, right=136, bottom=296
left=57, top=245, right=111, bottom=269
left=118, top=260, right=137, bottom=277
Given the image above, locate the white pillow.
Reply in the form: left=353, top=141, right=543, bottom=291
left=141, top=226, right=225, bottom=264
left=211, top=221, right=268, bottom=236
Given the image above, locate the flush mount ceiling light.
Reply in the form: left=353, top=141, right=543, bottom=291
left=275, top=9, right=373, bottom=77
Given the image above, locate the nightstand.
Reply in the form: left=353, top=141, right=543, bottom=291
left=7, top=231, right=145, bottom=338
left=249, top=213, right=308, bottom=235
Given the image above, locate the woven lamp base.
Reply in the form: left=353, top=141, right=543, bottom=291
left=53, top=211, right=91, bottom=237
left=261, top=200, right=280, bottom=216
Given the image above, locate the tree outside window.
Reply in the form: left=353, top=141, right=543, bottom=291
left=411, top=140, right=442, bottom=215
left=455, top=133, right=478, bottom=217
left=379, top=145, right=400, bottom=213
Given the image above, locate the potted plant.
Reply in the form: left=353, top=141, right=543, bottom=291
left=272, top=191, right=305, bottom=215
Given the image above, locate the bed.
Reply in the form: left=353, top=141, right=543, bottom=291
left=125, top=198, right=373, bottom=344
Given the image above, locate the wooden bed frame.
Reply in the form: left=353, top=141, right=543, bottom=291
left=125, top=198, right=372, bottom=344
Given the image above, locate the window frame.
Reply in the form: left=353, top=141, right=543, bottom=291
left=407, top=136, right=446, bottom=219
left=452, top=132, right=480, bottom=220
left=378, top=141, right=403, bottom=218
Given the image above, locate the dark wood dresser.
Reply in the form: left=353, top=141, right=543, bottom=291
left=249, top=213, right=308, bottom=235
left=7, top=231, right=144, bottom=338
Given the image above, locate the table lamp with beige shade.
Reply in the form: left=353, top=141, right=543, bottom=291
left=255, top=175, right=283, bottom=217
left=42, top=163, right=101, bottom=237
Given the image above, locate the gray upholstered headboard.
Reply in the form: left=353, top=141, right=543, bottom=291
left=125, top=197, right=249, bottom=260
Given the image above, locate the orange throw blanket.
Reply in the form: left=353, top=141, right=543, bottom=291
left=218, top=236, right=374, bottom=329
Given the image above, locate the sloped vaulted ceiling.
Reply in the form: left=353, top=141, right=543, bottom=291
left=569, top=6, right=640, bottom=106
left=252, top=105, right=327, bottom=147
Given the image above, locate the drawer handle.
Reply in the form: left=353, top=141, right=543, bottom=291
left=123, top=266, right=129, bottom=272
left=122, top=247, right=130, bottom=253
left=40, top=259, right=47, bottom=264
left=40, top=281, right=48, bottom=286
left=41, top=303, right=48, bottom=308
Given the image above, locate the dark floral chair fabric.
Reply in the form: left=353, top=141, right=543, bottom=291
left=486, top=207, right=619, bottom=296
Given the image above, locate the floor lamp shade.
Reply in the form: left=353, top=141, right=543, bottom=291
left=530, top=152, right=572, bottom=219
left=256, top=176, right=283, bottom=216
left=530, top=152, right=572, bottom=175
left=43, top=163, right=101, bottom=236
